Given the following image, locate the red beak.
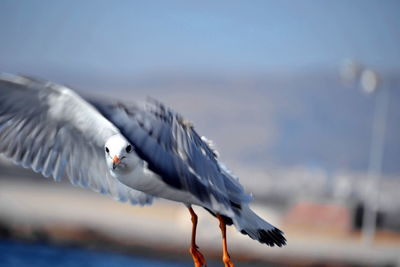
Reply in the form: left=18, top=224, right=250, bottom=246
left=112, top=155, right=121, bottom=164
left=112, top=155, right=121, bottom=169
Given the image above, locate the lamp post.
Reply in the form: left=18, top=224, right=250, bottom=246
left=361, top=69, right=390, bottom=245
left=340, top=60, right=390, bottom=245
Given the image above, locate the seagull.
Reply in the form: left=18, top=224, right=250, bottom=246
left=0, top=73, right=286, bottom=267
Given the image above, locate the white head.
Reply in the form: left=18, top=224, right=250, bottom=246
left=104, top=134, right=137, bottom=174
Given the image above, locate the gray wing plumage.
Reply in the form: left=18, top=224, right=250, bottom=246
left=91, top=98, right=252, bottom=209
left=0, top=74, right=153, bottom=205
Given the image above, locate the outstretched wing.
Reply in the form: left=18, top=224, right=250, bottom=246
left=92, top=98, right=252, bottom=210
left=0, top=73, right=153, bottom=205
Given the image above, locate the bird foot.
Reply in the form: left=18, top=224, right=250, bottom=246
left=223, top=254, right=234, bottom=267
left=189, top=246, right=207, bottom=267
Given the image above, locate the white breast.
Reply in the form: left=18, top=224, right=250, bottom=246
left=111, top=159, right=201, bottom=206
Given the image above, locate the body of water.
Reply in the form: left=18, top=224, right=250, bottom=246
left=0, top=239, right=190, bottom=267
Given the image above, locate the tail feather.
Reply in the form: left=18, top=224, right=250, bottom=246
left=234, top=206, right=286, bottom=247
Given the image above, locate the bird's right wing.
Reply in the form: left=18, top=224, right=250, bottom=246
left=0, top=74, right=153, bottom=205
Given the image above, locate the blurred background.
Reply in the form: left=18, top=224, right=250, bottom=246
left=0, top=0, right=399, bottom=266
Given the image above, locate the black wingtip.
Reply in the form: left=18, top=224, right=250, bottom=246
left=259, top=228, right=287, bottom=247
left=241, top=228, right=287, bottom=247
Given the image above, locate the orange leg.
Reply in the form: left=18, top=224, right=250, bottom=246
left=188, top=207, right=206, bottom=267
left=217, top=214, right=234, bottom=267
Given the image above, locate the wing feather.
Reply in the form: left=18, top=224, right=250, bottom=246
left=92, top=98, right=252, bottom=210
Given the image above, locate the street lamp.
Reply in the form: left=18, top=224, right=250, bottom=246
left=340, top=60, right=390, bottom=245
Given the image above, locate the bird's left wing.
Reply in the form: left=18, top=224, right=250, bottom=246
left=92, top=98, right=252, bottom=210
left=0, top=74, right=153, bottom=205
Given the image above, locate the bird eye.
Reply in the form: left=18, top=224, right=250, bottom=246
left=125, top=145, right=132, bottom=153
left=105, top=147, right=109, bottom=153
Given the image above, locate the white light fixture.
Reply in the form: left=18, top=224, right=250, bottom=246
left=360, top=69, right=379, bottom=94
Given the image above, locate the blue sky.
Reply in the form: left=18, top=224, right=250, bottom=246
left=0, top=0, right=399, bottom=77
left=0, top=1, right=399, bottom=174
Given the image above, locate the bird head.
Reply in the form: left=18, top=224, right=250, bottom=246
left=104, top=134, right=136, bottom=174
